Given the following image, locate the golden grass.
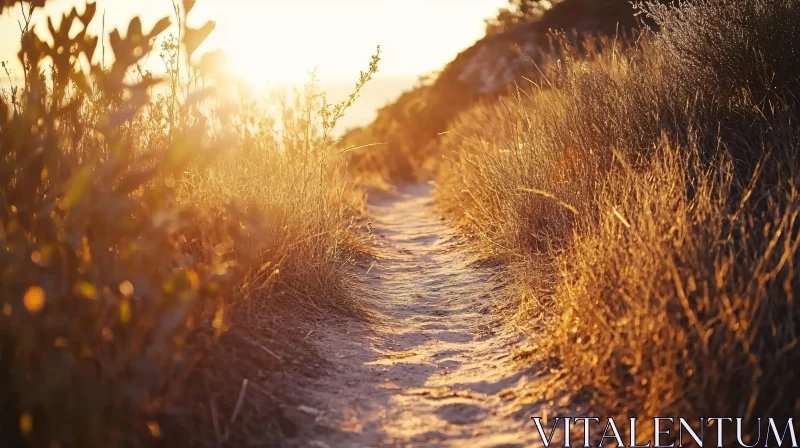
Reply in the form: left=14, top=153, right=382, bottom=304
left=437, top=0, right=800, bottom=442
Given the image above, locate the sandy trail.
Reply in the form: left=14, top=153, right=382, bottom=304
left=291, top=184, right=548, bottom=447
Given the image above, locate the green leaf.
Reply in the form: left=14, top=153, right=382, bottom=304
left=81, top=2, right=96, bottom=26
left=47, top=17, right=57, bottom=39
left=182, top=0, right=196, bottom=15
left=149, top=17, right=171, bottom=39
left=109, top=29, right=122, bottom=58
left=127, top=17, right=142, bottom=42
left=83, top=35, right=98, bottom=60
left=183, top=20, right=215, bottom=59
left=0, top=96, right=8, bottom=127
left=69, top=70, right=92, bottom=95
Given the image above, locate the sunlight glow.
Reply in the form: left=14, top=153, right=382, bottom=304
left=0, top=0, right=505, bottom=129
left=0, top=0, right=506, bottom=87
left=195, top=0, right=506, bottom=85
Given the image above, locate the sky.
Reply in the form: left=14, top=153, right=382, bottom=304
left=0, top=0, right=507, bottom=84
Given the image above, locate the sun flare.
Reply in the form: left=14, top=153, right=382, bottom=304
left=194, top=1, right=360, bottom=85
left=190, top=0, right=505, bottom=86
left=0, top=0, right=506, bottom=90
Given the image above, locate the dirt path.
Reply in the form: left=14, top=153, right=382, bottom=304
left=290, top=184, right=549, bottom=447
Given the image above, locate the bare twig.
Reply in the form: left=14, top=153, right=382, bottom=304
left=101, top=9, right=106, bottom=69
left=217, top=378, right=250, bottom=444
left=243, top=336, right=284, bottom=362
left=517, top=187, right=579, bottom=215
left=514, top=43, right=555, bottom=90
left=210, top=394, right=222, bottom=446
left=229, top=378, right=249, bottom=425
left=336, top=141, right=387, bottom=156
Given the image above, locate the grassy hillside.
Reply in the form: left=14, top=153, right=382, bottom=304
left=437, top=0, right=800, bottom=442
left=341, top=0, right=673, bottom=180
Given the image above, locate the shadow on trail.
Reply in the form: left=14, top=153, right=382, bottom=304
left=285, top=183, right=553, bottom=447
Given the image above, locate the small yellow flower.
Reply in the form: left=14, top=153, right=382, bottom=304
left=119, top=299, right=131, bottom=324
left=147, top=421, right=162, bottom=438
left=23, top=287, right=46, bottom=313
left=119, top=280, right=134, bottom=297
left=186, top=270, right=200, bottom=290
left=19, top=412, right=33, bottom=435
left=74, top=281, right=98, bottom=300
left=212, top=307, right=224, bottom=330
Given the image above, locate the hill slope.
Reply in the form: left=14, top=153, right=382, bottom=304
left=342, top=0, right=651, bottom=178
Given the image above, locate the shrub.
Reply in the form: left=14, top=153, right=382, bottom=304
left=641, top=0, right=800, bottom=104
left=0, top=1, right=372, bottom=445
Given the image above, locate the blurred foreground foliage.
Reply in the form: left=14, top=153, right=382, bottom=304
left=0, top=0, right=374, bottom=445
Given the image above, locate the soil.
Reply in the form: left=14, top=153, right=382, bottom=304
left=285, top=183, right=555, bottom=447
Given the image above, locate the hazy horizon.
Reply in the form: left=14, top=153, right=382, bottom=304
left=0, top=0, right=505, bottom=129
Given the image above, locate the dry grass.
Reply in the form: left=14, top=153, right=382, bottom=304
left=0, top=1, right=373, bottom=445
left=438, top=0, right=800, bottom=441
